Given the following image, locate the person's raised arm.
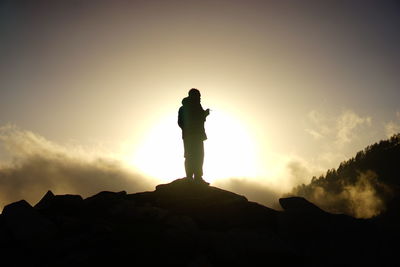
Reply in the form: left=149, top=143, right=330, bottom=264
left=178, top=106, right=184, bottom=128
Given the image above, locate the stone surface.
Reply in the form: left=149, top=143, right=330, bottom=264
left=35, top=192, right=84, bottom=216
left=279, top=197, right=325, bottom=214
left=0, top=178, right=391, bottom=266
left=2, top=200, right=56, bottom=244
left=34, top=190, right=55, bottom=210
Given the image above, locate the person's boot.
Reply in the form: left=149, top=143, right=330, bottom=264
left=194, top=176, right=209, bottom=185
left=185, top=173, right=194, bottom=181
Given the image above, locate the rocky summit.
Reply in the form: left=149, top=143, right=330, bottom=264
left=0, top=178, right=392, bottom=266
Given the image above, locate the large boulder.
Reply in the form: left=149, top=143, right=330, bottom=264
left=34, top=190, right=55, bottom=210
left=0, top=178, right=387, bottom=266
left=2, top=200, right=56, bottom=244
left=84, top=190, right=127, bottom=204
left=0, top=214, right=12, bottom=246
left=153, top=178, right=278, bottom=230
left=35, top=191, right=84, bottom=216
left=204, top=228, right=300, bottom=266
left=279, top=197, right=325, bottom=214
left=84, top=191, right=127, bottom=216
left=155, top=178, right=248, bottom=205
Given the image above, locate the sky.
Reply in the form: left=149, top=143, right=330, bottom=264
left=1, top=0, right=400, bottom=209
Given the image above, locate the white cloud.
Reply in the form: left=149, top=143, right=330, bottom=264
left=0, top=125, right=157, bottom=210
left=384, top=111, right=400, bottom=138
left=335, top=110, right=371, bottom=146
left=305, top=110, right=331, bottom=140
left=305, top=109, right=372, bottom=146
left=303, top=109, right=374, bottom=171
left=385, top=122, right=400, bottom=138
left=305, top=128, right=324, bottom=139
left=293, top=170, right=389, bottom=218
left=308, top=110, right=324, bottom=124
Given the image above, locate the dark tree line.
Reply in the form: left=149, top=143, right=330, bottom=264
left=291, top=133, right=400, bottom=217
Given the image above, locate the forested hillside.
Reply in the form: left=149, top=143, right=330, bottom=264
left=292, top=133, right=400, bottom=218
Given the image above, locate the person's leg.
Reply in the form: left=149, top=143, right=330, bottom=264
left=193, top=140, right=204, bottom=179
left=183, top=138, right=194, bottom=179
left=184, top=157, right=193, bottom=179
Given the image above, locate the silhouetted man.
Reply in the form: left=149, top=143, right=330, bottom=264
left=178, top=88, right=210, bottom=184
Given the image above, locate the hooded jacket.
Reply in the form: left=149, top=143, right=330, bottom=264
left=178, top=96, right=208, bottom=140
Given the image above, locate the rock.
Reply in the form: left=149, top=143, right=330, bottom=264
left=164, top=215, right=199, bottom=247
left=34, top=190, right=55, bottom=210
left=187, top=254, right=212, bottom=267
left=0, top=178, right=386, bottom=266
left=0, top=214, right=12, bottom=246
left=279, top=197, right=325, bottom=214
left=35, top=192, right=84, bottom=216
left=2, top=200, right=56, bottom=244
left=207, top=228, right=299, bottom=266
left=155, top=178, right=248, bottom=205
left=135, top=206, right=168, bottom=222
left=109, top=199, right=136, bottom=216
left=166, top=215, right=198, bottom=232
left=84, top=191, right=127, bottom=214
left=84, top=191, right=127, bottom=204
left=154, top=179, right=278, bottom=230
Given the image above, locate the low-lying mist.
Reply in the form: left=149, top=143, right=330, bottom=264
left=0, top=125, right=304, bottom=212
left=290, top=170, right=392, bottom=218
left=0, top=125, right=157, bottom=210
left=213, top=178, right=283, bottom=210
left=1, top=125, right=396, bottom=219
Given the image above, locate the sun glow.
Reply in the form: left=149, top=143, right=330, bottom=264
left=127, top=109, right=262, bottom=183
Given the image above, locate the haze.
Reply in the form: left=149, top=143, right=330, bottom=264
left=1, top=0, right=399, bottom=208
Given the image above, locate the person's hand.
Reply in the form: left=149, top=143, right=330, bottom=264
left=205, top=108, right=210, bottom=116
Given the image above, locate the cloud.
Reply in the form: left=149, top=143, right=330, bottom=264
left=342, top=171, right=385, bottom=218
left=305, top=109, right=372, bottom=145
left=212, top=158, right=319, bottom=210
left=384, top=111, right=400, bottom=138
left=0, top=125, right=157, bottom=210
left=291, top=170, right=391, bottom=218
left=305, top=110, right=331, bottom=140
left=286, top=160, right=313, bottom=186
left=0, top=125, right=323, bottom=213
left=213, top=178, right=282, bottom=210
left=307, top=110, right=324, bottom=125
left=305, top=129, right=323, bottom=140
left=304, top=109, right=373, bottom=168
left=385, top=122, right=400, bottom=138
left=335, top=110, right=371, bottom=146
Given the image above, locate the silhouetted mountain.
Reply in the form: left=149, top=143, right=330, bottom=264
left=0, top=178, right=393, bottom=266
left=291, top=133, right=400, bottom=219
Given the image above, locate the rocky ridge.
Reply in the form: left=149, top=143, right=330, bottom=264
left=0, top=178, right=390, bottom=266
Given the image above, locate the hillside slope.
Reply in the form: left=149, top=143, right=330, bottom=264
left=292, top=133, right=400, bottom=218
left=0, top=178, right=390, bottom=266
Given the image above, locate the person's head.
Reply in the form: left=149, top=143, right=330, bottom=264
left=188, top=88, right=201, bottom=101
left=182, top=97, right=189, bottom=105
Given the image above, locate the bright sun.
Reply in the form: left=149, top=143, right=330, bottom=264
left=126, top=109, right=261, bottom=183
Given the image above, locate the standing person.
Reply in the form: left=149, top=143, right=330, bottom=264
left=178, top=88, right=210, bottom=184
